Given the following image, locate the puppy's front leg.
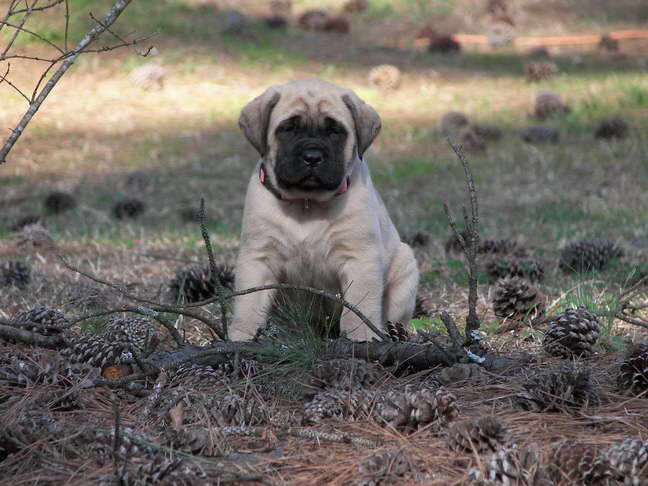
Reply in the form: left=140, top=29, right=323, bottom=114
left=339, top=257, right=385, bottom=341
left=229, top=254, right=278, bottom=341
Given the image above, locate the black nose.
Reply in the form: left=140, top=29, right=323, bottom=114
left=302, top=149, right=323, bottom=167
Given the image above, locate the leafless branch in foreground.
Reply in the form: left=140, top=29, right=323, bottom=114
left=0, top=0, right=153, bottom=164
left=444, top=139, right=481, bottom=339
left=199, top=198, right=230, bottom=335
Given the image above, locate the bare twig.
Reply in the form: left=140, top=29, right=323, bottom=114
left=0, top=0, right=135, bottom=164
left=199, top=198, right=230, bottom=335
left=59, top=255, right=386, bottom=341
left=58, top=256, right=226, bottom=339
left=0, top=20, right=67, bottom=56
left=63, top=0, right=69, bottom=51
left=446, top=139, right=481, bottom=337
left=0, top=63, right=31, bottom=102
left=9, top=0, right=63, bottom=15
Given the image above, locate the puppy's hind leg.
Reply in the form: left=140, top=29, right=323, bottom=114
left=383, top=243, right=419, bottom=326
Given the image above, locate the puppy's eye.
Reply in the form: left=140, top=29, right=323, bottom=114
left=325, top=117, right=346, bottom=135
left=277, top=116, right=300, bottom=133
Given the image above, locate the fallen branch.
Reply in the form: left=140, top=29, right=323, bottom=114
left=0, top=321, right=67, bottom=348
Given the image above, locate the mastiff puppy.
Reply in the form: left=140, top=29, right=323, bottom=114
left=230, top=79, right=418, bottom=341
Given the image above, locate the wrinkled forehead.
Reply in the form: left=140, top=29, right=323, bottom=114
left=269, top=87, right=353, bottom=131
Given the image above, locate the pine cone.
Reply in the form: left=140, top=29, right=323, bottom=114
left=102, top=316, right=159, bottom=354
left=343, top=0, right=369, bottom=14
left=9, top=214, right=41, bottom=231
left=298, top=9, right=329, bottom=31
left=357, top=449, right=412, bottom=486
left=604, top=438, right=648, bottom=485
left=171, top=363, right=230, bottom=389
left=599, top=34, right=620, bottom=52
left=559, top=238, right=624, bottom=273
left=485, top=258, right=544, bottom=283
left=516, top=366, right=600, bottom=413
left=543, top=307, right=600, bottom=358
left=89, top=427, right=156, bottom=465
left=169, top=263, right=235, bottom=303
left=595, top=116, right=629, bottom=140
left=11, top=306, right=70, bottom=335
left=548, top=440, right=612, bottom=484
left=270, top=0, right=292, bottom=15
left=368, top=64, right=402, bottom=91
left=521, top=125, right=560, bottom=144
left=323, top=16, right=350, bottom=34
left=43, top=191, right=77, bottom=214
left=472, top=123, right=503, bottom=141
left=468, top=445, right=550, bottom=486
left=386, top=321, right=413, bottom=342
left=492, top=277, right=544, bottom=321
left=0, top=349, right=99, bottom=387
left=0, top=349, right=98, bottom=387
left=440, top=111, right=470, bottom=137
left=264, top=15, right=287, bottom=29
left=303, top=388, right=375, bottom=423
left=461, top=130, right=487, bottom=153
left=62, top=334, right=127, bottom=368
left=377, top=388, right=458, bottom=431
left=533, top=90, right=570, bottom=120
left=617, top=342, right=648, bottom=396
left=447, top=416, right=507, bottom=453
left=414, top=290, right=435, bottom=318
left=310, top=359, right=383, bottom=390
left=2, top=406, right=64, bottom=453
left=112, top=198, right=146, bottom=219
left=446, top=231, right=520, bottom=257
left=0, top=261, right=31, bottom=289
left=525, top=62, right=558, bottom=82
left=213, top=393, right=269, bottom=427
left=429, top=34, right=461, bottom=53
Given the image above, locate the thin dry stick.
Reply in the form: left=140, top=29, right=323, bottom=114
left=199, top=198, right=229, bottom=335
left=58, top=255, right=226, bottom=339
left=59, top=255, right=386, bottom=341
left=0, top=0, right=134, bottom=164
left=446, top=139, right=481, bottom=337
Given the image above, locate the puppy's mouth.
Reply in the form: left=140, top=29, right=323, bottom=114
left=293, top=174, right=339, bottom=191
left=260, top=164, right=350, bottom=202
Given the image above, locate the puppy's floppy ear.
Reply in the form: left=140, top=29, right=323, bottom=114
left=239, top=88, right=281, bottom=157
left=342, top=92, right=381, bottom=159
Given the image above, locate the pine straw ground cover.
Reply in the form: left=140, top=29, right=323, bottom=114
left=2, top=331, right=648, bottom=485
left=2, top=1, right=648, bottom=484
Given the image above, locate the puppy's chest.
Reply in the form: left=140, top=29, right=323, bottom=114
left=277, top=221, right=342, bottom=289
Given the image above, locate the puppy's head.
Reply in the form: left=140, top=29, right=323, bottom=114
left=239, top=79, right=381, bottom=202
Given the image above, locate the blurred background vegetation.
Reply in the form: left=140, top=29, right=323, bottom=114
left=1, top=0, right=647, bottom=326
